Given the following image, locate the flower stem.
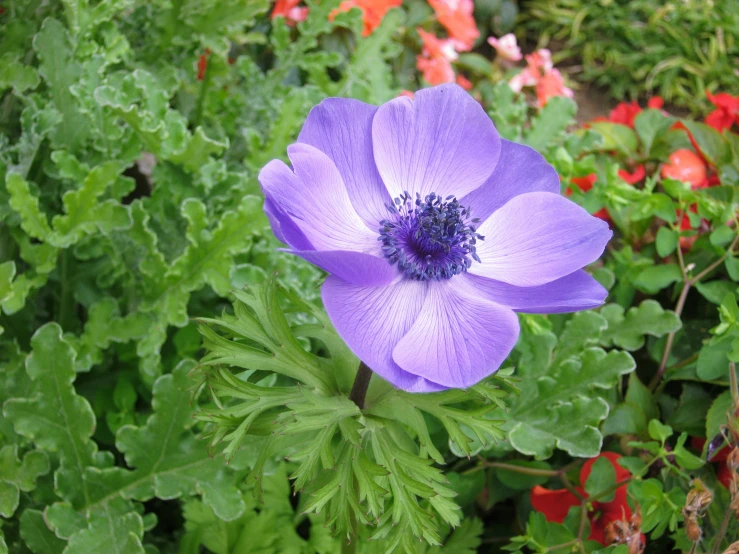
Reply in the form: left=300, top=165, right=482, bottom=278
left=349, top=362, right=373, bottom=409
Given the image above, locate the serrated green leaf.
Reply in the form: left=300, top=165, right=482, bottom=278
left=633, top=265, right=683, bottom=294
left=19, top=509, right=66, bottom=554
left=525, top=96, right=577, bottom=152
left=508, top=349, right=635, bottom=458
left=600, top=300, right=681, bottom=350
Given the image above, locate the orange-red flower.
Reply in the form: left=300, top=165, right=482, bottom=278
left=330, top=0, right=401, bottom=36
left=705, top=91, right=739, bottom=132
left=536, top=68, right=573, bottom=108
left=531, top=453, right=637, bottom=546
left=427, top=0, right=479, bottom=51
left=272, top=0, right=308, bottom=25
left=455, top=74, right=472, bottom=90
left=416, top=28, right=457, bottom=85
left=661, top=149, right=708, bottom=189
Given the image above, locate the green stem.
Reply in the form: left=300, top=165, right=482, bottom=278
left=650, top=231, right=739, bottom=392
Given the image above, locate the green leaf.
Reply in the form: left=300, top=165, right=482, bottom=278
left=525, top=96, right=577, bottom=153
left=48, top=161, right=132, bottom=248
left=673, top=434, right=704, bottom=470
left=680, top=120, right=731, bottom=166
left=625, top=374, right=659, bottom=422
left=3, top=323, right=98, bottom=508
left=33, top=18, right=90, bottom=151
left=696, top=281, right=737, bottom=305
left=706, top=390, right=732, bottom=444
left=0, top=446, right=50, bottom=517
left=600, top=300, right=681, bottom=351
left=5, top=173, right=52, bottom=241
left=19, top=509, right=66, bottom=554
left=634, top=109, right=674, bottom=155
left=508, top=349, right=636, bottom=459
left=655, top=227, right=678, bottom=257
left=588, top=122, right=638, bottom=157
left=633, top=264, right=682, bottom=294
left=584, top=456, right=617, bottom=502
left=697, top=335, right=733, bottom=381
left=648, top=420, right=673, bottom=443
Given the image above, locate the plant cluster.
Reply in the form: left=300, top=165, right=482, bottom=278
left=523, top=0, right=739, bottom=111
left=1, top=1, right=738, bottom=554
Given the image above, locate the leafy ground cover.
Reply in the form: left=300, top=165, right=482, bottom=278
left=1, top=1, right=738, bottom=553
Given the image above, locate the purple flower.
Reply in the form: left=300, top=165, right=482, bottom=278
left=259, top=84, right=612, bottom=393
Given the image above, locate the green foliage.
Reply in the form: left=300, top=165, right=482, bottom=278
left=525, top=0, right=739, bottom=110
left=1, top=1, right=738, bottom=553
left=195, top=279, right=512, bottom=550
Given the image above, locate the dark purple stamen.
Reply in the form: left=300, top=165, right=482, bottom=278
left=378, top=191, right=484, bottom=281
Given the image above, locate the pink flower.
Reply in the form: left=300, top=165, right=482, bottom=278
left=508, top=49, right=553, bottom=93
left=487, top=33, right=522, bottom=62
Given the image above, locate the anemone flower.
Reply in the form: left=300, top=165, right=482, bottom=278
left=259, top=84, right=612, bottom=392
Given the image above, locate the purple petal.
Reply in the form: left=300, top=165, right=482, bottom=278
left=462, top=270, right=608, bottom=314
left=372, top=84, right=501, bottom=200
left=264, top=194, right=313, bottom=250
left=392, top=280, right=519, bottom=388
left=470, top=192, right=612, bottom=287
left=286, top=250, right=396, bottom=286
left=460, top=140, right=559, bottom=223
left=322, top=277, right=446, bottom=393
left=258, top=144, right=379, bottom=254
left=298, top=98, right=391, bottom=228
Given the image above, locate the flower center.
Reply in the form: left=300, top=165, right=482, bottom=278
left=378, top=192, right=483, bottom=281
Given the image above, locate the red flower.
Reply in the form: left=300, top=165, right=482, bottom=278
left=618, top=164, right=646, bottom=184
left=427, top=0, right=479, bottom=51
left=705, top=91, right=739, bottom=132
left=197, top=49, right=211, bottom=81
left=569, top=174, right=610, bottom=222
left=647, top=97, right=664, bottom=109
left=609, top=101, right=642, bottom=128
left=691, top=437, right=733, bottom=488
left=661, top=149, right=708, bottom=189
left=272, top=0, right=308, bottom=25
left=531, top=453, right=634, bottom=545
left=330, top=0, right=401, bottom=36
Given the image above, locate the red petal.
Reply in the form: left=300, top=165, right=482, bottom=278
left=618, top=164, right=645, bottom=184
left=571, top=174, right=597, bottom=192
left=717, top=461, right=733, bottom=488
left=530, top=486, right=580, bottom=523
left=705, top=109, right=735, bottom=131
left=647, top=97, right=664, bottom=109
